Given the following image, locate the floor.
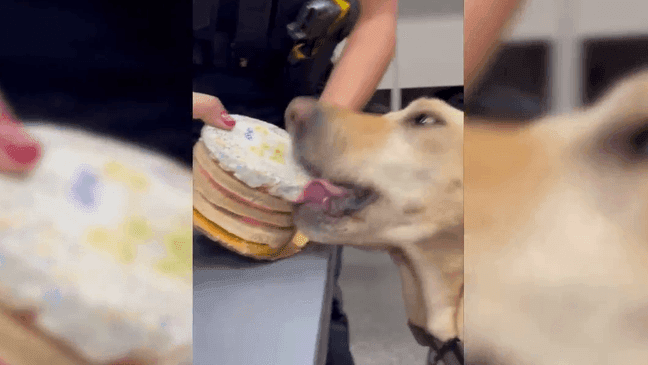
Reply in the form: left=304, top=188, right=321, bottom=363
left=338, top=247, right=428, bottom=365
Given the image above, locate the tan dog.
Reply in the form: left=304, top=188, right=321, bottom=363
left=463, top=0, right=648, bottom=362
left=285, top=98, right=464, bottom=343
left=464, top=69, right=648, bottom=364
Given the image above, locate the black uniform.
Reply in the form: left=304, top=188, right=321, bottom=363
left=0, top=0, right=193, bottom=165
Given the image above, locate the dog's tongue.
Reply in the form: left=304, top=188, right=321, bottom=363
left=295, top=179, right=350, bottom=209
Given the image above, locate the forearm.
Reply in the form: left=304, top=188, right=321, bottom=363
left=465, top=0, right=524, bottom=93
left=320, top=13, right=396, bottom=111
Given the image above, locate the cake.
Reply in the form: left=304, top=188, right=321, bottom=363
left=0, top=124, right=192, bottom=365
left=193, top=115, right=311, bottom=260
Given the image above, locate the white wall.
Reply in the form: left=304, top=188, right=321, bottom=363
left=377, top=0, right=464, bottom=90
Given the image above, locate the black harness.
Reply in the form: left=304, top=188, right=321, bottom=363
left=409, top=321, right=465, bottom=365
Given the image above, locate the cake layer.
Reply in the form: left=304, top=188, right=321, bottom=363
left=0, top=124, right=192, bottom=365
left=193, top=210, right=309, bottom=260
left=199, top=115, right=311, bottom=202
left=193, top=156, right=293, bottom=228
left=0, top=304, right=191, bottom=365
left=0, top=305, right=81, bottom=365
left=193, top=191, right=296, bottom=249
left=194, top=141, right=293, bottom=213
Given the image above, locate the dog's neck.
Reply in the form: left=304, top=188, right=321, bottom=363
left=389, top=221, right=464, bottom=342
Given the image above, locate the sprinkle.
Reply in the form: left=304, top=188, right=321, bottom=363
left=69, top=167, right=100, bottom=209
left=44, top=287, right=62, bottom=308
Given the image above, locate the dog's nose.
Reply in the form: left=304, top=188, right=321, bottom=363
left=285, top=97, right=318, bottom=140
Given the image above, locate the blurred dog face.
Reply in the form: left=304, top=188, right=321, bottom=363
left=286, top=98, right=463, bottom=247
left=464, top=69, right=648, bottom=364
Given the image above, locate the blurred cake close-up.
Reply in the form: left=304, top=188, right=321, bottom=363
left=0, top=124, right=193, bottom=365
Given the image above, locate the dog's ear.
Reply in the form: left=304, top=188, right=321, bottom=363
left=574, top=69, right=648, bottom=166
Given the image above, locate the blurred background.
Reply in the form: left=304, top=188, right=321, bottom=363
left=467, top=0, right=648, bottom=121
left=0, top=0, right=193, bottom=164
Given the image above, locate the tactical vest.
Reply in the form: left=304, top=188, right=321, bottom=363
left=194, top=0, right=359, bottom=99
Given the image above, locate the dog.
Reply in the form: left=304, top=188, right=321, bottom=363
left=461, top=0, right=648, bottom=361
left=464, top=69, right=648, bottom=364
left=285, top=97, right=465, bottom=345
left=288, top=0, right=648, bottom=362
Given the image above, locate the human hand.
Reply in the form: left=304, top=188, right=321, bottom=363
left=0, top=91, right=42, bottom=173
left=192, top=92, right=236, bottom=130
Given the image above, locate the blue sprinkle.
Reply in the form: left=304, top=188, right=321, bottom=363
left=69, top=166, right=100, bottom=209
left=244, top=128, right=254, bottom=141
left=44, top=287, right=62, bottom=308
left=0, top=254, right=5, bottom=268
left=161, top=322, right=167, bottom=328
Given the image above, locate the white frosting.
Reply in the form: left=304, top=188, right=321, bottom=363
left=200, top=115, right=312, bottom=202
left=0, top=124, right=192, bottom=363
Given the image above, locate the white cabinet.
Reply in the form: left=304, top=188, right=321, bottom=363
left=510, top=0, right=648, bottom=41
left=506, top=0, right=648, bottom=113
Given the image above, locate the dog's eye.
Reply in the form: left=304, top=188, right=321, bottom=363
left=602, top=123, right=648, bottom=163
left=411, top=114, right=442, bottom=126
left=630, top=128, right=648, bottom=155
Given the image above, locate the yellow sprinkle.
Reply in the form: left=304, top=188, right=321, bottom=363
left=129, top=174, right=149, bottom=192
left=103, top=160, right=149, bottom=192
left=86, top=227, right=119, bottom=256
left=85, top=227, right=136, bottom=265
left=254, top=126, right=269, bottom=136
left=122, top=216, right=153, bottom=242
left=155, top=227, right=192, bottom=276
left=250, top=146, right=264, bottom=157
left=86, top=227, right=114, bottom=247
left=164, top=228, right=192, bottom=261
left=269, top=143, right=286, bottom=165
left=155, top=257, right=191, bottom=276
left=119, top=243, right=136, bottom=264
left=104, top=161, right=125, bottom=178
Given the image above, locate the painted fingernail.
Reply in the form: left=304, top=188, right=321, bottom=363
left=4, top=143, right=41, bottom=165
left=221, top=111, right=236, bottom=127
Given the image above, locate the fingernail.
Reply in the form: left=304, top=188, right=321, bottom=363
left=4, top=143, right=41, bottom=165
left=221, top=111, right=236, bottom=127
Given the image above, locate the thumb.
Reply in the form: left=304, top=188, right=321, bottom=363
left=192, top=92, right=236, bottom=130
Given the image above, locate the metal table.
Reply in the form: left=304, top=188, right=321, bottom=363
left=193, top=233, right=337, bottom=365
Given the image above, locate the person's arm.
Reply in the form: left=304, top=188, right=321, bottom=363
left=465, top=0, right=525, bottom=94
left=319, top=0, right=397, bottom=111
